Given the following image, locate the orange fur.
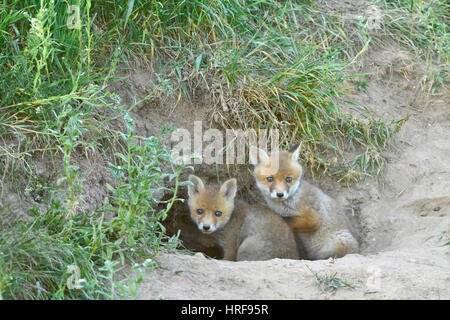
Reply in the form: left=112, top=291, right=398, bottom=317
left=287, top=208, right=321, bottom=233
left=190, top=188, right=233, bottom=227
left=251, top=145, right=359, bottom=260
left=187, top=175, right=299, bottom=261
left=254, top=152, right=301, bottom=194
left=334, top=242, right=350, bottom=258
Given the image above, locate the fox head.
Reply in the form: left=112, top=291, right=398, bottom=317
left=187, top=174, right=237, bottom=234
left=250, top=143, right=303, bottom=201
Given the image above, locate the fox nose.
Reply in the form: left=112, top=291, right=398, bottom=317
left=203, top=225, right=210, bottom=231
left=276, top=192, right=284, bottom=198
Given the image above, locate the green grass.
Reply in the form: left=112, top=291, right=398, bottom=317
left=0, top=208, right=160, bottom=299
left=439, top=231, right=450, bottom=246
left=306, top=264, right=355, bottom=295
left=376, top=0, right=449, bottom=94
left=1, top=0, right=444, bottom=180
left=378, top=0, right=448, bottom=60
left=0, top=114, right=188, bottom=299
left=0, top=0, right=447, bottom=299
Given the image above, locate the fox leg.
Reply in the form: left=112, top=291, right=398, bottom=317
left=287, top=208, right=321, bottom=233
left=306, top=230, right=358, bottom=260
left=236, top=236, right=273, bottom=261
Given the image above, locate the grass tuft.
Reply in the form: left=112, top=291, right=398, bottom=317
left=306, top=264, right=355, bottom=295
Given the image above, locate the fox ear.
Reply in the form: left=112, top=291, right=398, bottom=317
left=249, top=146, right=270, bottom=165
left=289, top=142, right=301, bottom=162
left=220, top=178, right=237, bottom=200
left=188, top=175, right=205, bottom=197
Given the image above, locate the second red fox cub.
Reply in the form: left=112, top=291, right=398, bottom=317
left=250, top=144, right=359, bottom=260
left=187, top=174, right=299, bottom=261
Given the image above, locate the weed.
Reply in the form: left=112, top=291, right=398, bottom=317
left=439, top=231, right=450, bottom=246
left=376, top=0, right=449, bottom=93
left=0, top=112, right=188, bottom=299
left=105, top=114, right=191, bottom=255
left=306, top=264, right=355, bottom=295
left=356, top=81, right=368, bottom=92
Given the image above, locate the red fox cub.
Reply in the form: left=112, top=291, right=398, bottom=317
left=250, top=144, right=359, bottom=260
left=187, top=174, right=299, bottom=261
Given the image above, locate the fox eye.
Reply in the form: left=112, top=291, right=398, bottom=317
left=285, top=177, right=292, bottom=183
left=215, top=211, right=222, bottom=217
left=266, top=176, right=274, bottom=182
left=196, top=208, right=204, bottom=215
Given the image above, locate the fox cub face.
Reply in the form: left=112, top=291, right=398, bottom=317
left=250, top=144, right=303, bottom=201
left=187, top=175, right=237, bottom=234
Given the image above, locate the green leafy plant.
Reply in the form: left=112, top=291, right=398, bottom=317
left=439, top=231, right=450, bottom=246
left=105, top=114, right=191, bottom=255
